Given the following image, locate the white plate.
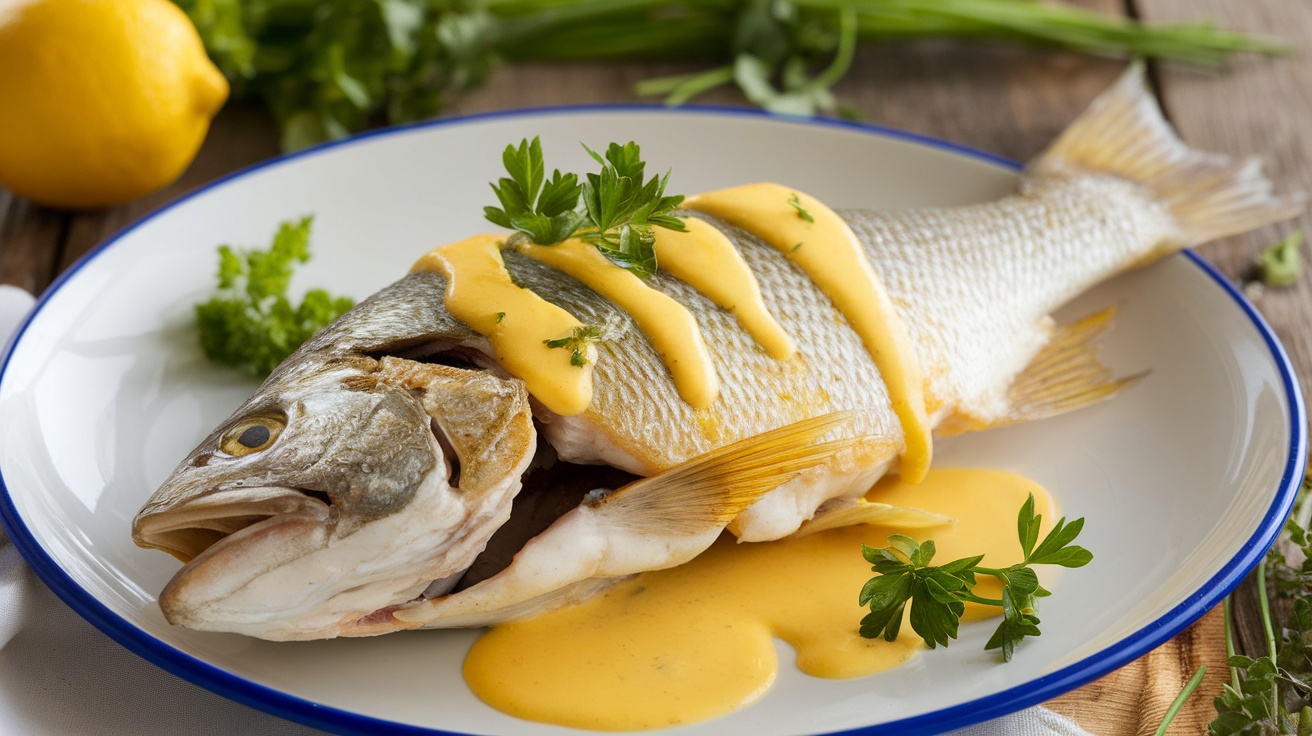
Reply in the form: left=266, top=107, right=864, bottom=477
left=0, top=108, right=1305, bottom=735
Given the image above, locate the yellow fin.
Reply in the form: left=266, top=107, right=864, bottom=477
left=587, top=412, right=860, bottom=536
left=1032, top=62, right=1302, bottom=250
left=791, top=500, right=953, bottom=538
left=938, top=309, right=1141, bottom=436
left=1004, top=308, right=1142, bottom=423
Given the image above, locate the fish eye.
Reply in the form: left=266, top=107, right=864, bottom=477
left=219, top=414, right=286, bottom=457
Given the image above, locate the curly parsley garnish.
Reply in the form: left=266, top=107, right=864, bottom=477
left=859, top=494, right=1092, bottom=661
left=544, top=325, right=603, bottom=366
left=195, top=217, right=355, bottom=376
left=485, top=137, right=686, bottom=278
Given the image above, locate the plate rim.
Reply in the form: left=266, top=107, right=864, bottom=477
left=0, top=103, right=1306, bottom=736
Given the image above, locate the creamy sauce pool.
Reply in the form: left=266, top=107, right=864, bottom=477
left=463, top=469, right=1056, bottom=731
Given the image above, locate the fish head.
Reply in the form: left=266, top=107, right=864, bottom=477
left=132, top=355, right=536, bottom=640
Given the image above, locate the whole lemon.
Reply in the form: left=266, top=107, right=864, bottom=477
left=0, top=0, right=229, bottom=209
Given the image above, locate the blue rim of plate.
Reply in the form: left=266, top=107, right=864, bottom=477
left=0, top=104, right=1306, bottom=736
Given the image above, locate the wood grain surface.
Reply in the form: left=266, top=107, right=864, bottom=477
left=1, top=1, right=1306, bottom=733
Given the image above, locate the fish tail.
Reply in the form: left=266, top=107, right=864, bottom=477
left=1032, top=62, right=1303, bottom=250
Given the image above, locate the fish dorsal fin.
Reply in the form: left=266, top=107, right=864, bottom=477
left=791, top=500, right=953, bottom=538
left=1031, top=62, right=1303, bottom=250
left=937, top=308, right=1141, bottom=436
left=586, top=412, right=861, bottom=536
left=375, top=357, right=535, bottom=495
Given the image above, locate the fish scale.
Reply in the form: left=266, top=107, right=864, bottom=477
left=842, top=173, right=1179, bottom=424
left=513, top=217, right=901, bottom=477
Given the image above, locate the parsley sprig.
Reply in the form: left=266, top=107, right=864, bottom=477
left=195, top=217, right=355, bottom=376
left=485, top=137, right=686, bottom=278
left=859, top=494, right=1092, bottom=661
left=485, top=137, right=586, bottom=246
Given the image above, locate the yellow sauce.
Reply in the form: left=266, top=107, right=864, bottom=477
left=515, top=238, right=720, bottom=409
left=463, top=468, right=1055, bottom=730
left=410, top=235, right=595, bottom=416
left=653, top=218, right=795, bottom=360
left=412, top=184, right=929, bottom=453
left=684, top=184, right=933, bottom=482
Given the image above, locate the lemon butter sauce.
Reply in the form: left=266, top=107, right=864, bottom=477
left=463, top=468, right=1056, bottom=730
left=412, top=182, right=931, bottom=475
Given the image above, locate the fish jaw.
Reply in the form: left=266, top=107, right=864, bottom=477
left=157, top=467, right=463, bottom=640
left=133, top=356, right=538, bottom=640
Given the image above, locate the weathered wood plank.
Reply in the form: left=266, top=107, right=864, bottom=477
left=0, top=191, right=64, bottom=295
left=1049, top=607, right=1225, bottom=735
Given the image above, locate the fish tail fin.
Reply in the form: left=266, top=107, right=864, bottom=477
left=1033, top=62, right=1303, bottom=249
left=591, top=411, right=861, bottom=535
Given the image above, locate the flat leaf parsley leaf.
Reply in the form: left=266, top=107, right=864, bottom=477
left=484, top=137, right=686, bottom=278
left=484, top=137, right=586, bottom=246
left=195, top=217, right=355, bottom=376
left=858, top=494, right=1092, bottom=661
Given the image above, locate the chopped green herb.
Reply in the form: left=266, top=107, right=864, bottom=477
left=792, top=242, right=804, bottom=252
left=858, top=494, right=1092, bottom=661
left=788, top=192, right=815, bottom=223
left=544, top=325, right=603, bottom=367
left=1255, top=230, right=1304, bottom=288
left=485, top=138, right=686, bottom=278
left=495, top=311, right=506, bottom=324
left=195, top=217, right=355, bottom=376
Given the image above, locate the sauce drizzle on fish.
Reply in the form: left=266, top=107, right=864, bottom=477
left=410, top=234, right=595, bottom=416
left=685, top=183, right=932, bottom=482
left=411, top=183, right=931, bottom=476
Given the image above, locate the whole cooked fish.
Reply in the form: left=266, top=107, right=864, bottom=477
left=133, top=65, right=1300, bottom=641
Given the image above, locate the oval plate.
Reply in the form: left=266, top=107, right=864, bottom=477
left=0, top=108, right=1305, bottom=735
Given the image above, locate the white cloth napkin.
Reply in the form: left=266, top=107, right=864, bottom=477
left=0, top=284, right=1091, bottom=736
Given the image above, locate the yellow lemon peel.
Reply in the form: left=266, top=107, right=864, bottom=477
left=0, top=0, right=229, bottom=209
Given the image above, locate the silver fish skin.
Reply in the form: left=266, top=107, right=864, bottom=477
left=133, top=64, right=1301, bottom=639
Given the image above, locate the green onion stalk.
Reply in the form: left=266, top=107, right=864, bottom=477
left=174, top=0, right=1289, bottom=150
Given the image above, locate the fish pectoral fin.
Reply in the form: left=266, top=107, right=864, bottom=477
left=938, top=308, right=1142, bottom=436
left=791, top=500, right=953, bottom=538
left=587, top=411, right=862, bottom=537
left=375, top=356, right=535, bottom=494
left=389, top=412, right=861, bottom=629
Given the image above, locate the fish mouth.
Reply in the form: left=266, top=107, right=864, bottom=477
left=132, top=486, right=332, bottom=563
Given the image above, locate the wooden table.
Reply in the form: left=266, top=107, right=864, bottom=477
left=0, top=1, right=1305, bottom=733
